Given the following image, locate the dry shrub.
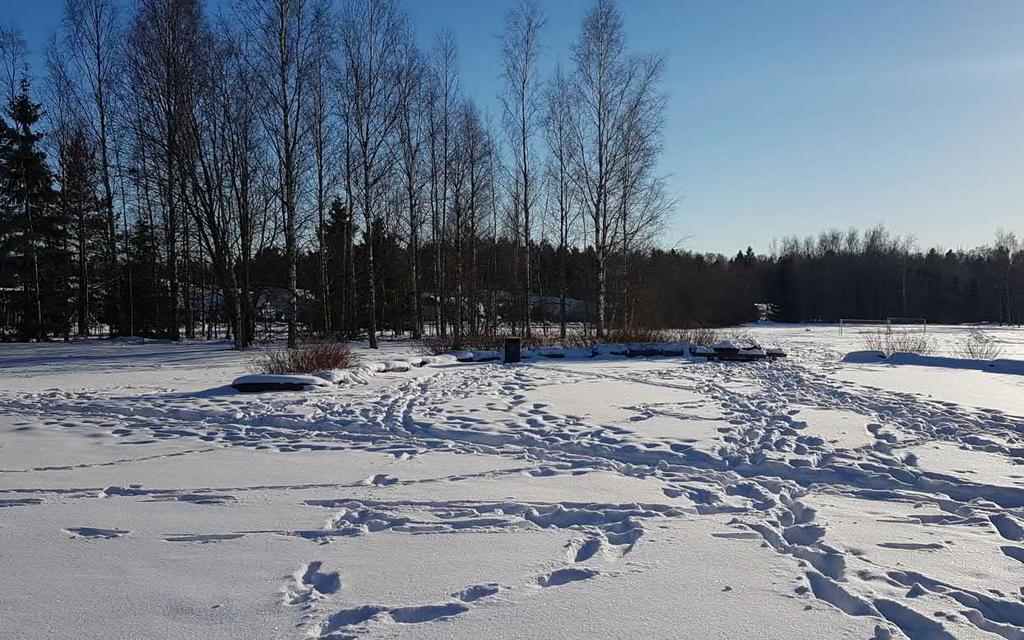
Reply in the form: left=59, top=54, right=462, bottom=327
left=680, top=327, right=720, bottom=346
left=862, top=329, right=931, bottom=357
left=422, top=332, right=598, bottom=355
left=420, top=334, right=452, bottom=356
left=606, top=327, right=671, bottom=344
left=250, top=342, right=353, bottom=374
left=722, top=330, right=759, bottom=347
left=611, top=326, right=721, bottom=346
left=420, top=334, right=500, bottom=355
left=421, top=326, right=722, bottom=354
left=953, top=329, right=1003, bottom=360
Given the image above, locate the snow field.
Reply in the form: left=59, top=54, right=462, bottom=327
left=2, top=325, right=1024, bottom=638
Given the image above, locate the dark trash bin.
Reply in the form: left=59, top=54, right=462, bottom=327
left=503, top=337, right=522, bottom=364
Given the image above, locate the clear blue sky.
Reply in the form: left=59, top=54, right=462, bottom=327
left=4, top=0, right=1023, bottom=255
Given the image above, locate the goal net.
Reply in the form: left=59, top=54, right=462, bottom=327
left=839, top=317, right=927, bottom=336
left=886, top=317, right=928, bottom=331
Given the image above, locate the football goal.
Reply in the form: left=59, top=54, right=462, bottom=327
left=839, top=317, right=927, bottom=336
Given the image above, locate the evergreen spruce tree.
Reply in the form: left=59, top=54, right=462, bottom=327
left=58, top=128, right=104, bottom=336
left=127, top=216, right=162, bottom=337
left=0, top=80, right=57, bottom=340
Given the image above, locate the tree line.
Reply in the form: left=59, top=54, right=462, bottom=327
left=0, top=2, right=1019, bottom=348
left=0, top=0, right=675, bottom=348
left=752, top=227, right=1024, bottom=326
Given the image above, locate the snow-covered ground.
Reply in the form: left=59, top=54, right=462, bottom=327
left=2, top=325, right=1024, bottom=639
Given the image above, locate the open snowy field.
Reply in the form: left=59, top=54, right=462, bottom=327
left=3, top=325, right=1024, bottom=639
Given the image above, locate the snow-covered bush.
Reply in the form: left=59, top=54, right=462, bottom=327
left=953, top=329, right=1003, bottom=360
left=861, top=329, right=931, bottom=357
left=249, top=342, right=353, bottom=375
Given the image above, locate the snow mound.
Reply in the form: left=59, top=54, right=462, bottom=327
left=843, top=350, right=887, bottom=363
left=232, top=354, right=458, bottom=392
left=844, top=351, right=1024, bottom=375
left=383, top=360, right=412, bottom=373
left=231, top=374, right=333, bottom=392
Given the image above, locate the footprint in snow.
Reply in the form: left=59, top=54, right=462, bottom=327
left=286, top=561, right=341, bottom=606
left=877, top=542, right=944, bottom=551
left=0, top=498, right=42, bottom=507
left=163, top=533, right=245, bottom=544
left=315, top=601, right=469, bottom=635
left=360, top=474, right=398, bottom=486
left=1000, top=546, right=1024, bottom=564
left=537, top=567, right=599, bottom=587
left=64, top=527, right=129, bottom=539
left=389, top=602, right=469, bottom=623
left=299, top=561, right=341, bottom=595
left=454, top=583, right=500, bottom=602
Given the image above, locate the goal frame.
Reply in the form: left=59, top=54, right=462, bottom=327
left=839, top=317, right=927, bottom=336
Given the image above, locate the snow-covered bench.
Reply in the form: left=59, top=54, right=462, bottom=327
left=231, top=374, right=334, bottom=393
left=692, top=341, right=786, bottom=362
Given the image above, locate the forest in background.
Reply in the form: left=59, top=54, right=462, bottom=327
left=0, top=0, right=1020, bottom=347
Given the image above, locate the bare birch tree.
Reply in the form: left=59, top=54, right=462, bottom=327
left=236, top=0, right=324, bottom=348
left=62, top=0, right=123, bottom=333
left=177, top=20, right=248, bottom=348
left=127, top=0, right=205, bottom=340
left=569, top=0, right=663, bottom=337
left=0, top=27, right=26, bottom=103
left=544, top=64, right=580, bottom=339
left=461, top=102, right=489, bottom=338
left=305, top=14, right=336, bottom=335
left=501, top=0, right=544, bottom=338
left=429, top=30, right=459, bottom=338
left=339, top=0, right=408, bottom=349
left=396, top=41, right=427, bottom=338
